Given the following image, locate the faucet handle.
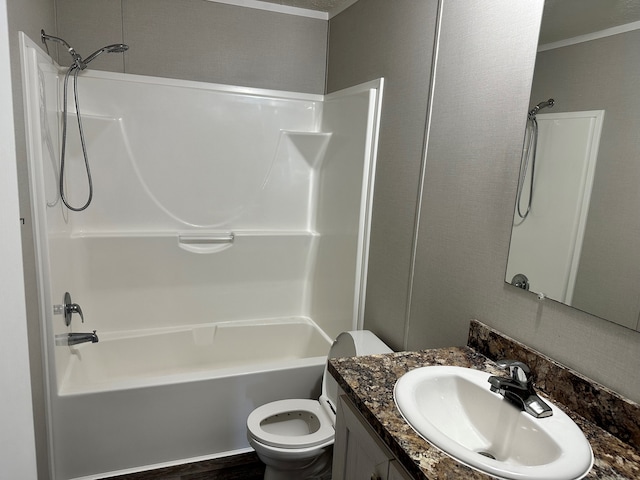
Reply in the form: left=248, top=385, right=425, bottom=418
left=63, top=292, right=84, bottom=325
left=66, top=303, right=84, bottom=323
left=496, top=359, right=532, bottom=384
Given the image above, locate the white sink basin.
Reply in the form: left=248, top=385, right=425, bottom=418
left=394, top=366, right=593, bottom=480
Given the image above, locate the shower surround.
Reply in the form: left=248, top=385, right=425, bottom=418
left=20, top=33, right=382, bottom=479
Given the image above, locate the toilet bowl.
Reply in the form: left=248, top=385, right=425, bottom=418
left=246, top=330, right=392, bottom=480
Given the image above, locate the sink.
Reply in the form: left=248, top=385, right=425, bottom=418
left=394, top=366, right=593, bottom=480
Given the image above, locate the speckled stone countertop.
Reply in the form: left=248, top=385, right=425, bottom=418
left=328, top=320, right=640, bottom=479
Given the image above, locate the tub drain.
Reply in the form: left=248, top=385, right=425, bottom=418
left=477, top=451, right=496, bottom=460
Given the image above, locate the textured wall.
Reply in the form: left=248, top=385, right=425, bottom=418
left=1, top=0, right=39, bottom=477
left=327, top=0, right=438, bottom=349
left=56, top=0, right=327, bottom=93
left=532, top=31, right=640, bottom=331
left=407, top=0, right=640, bottom=402
left=6, top=1, right=56, bottom=478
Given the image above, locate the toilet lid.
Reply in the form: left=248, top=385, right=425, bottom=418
left=247, top=398, right=334, bottom=449
left=321, top=331, right=359, bottom=415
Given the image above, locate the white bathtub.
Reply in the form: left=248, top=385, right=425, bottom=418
left=59, top=317, right=331, bottom=396
left=52, top=317, right=332, bottom=479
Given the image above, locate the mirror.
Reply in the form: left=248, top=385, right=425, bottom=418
left=505, top=0, right=640, bottom=331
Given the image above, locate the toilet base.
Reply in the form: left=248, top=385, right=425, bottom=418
left=256, top=446, right=332, bottom=480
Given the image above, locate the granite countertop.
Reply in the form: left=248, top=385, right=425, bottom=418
left=329, top=342, right=640, bottom=479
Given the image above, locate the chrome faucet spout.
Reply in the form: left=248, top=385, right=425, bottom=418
left=59, top=330, right=99, bottom=346
left=488, top=359, right=552, bottom=418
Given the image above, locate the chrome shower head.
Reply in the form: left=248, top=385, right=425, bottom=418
left=83, top=43, right=129, bottom=66
left=106, top=44, right=129, bottom=53
left=40, top=30, right=129, bottom=70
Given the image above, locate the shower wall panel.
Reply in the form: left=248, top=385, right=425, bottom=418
left=51, top=72, right=330, bottom=340
left=21, top=35, right=75, bottom=386
left=310, top=82, right=383, bottom=339
left=63, top=74, right=322, bottom=232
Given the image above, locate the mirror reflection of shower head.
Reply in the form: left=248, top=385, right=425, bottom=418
left=518, top=97, right=555, bottom=221
left=528, top=98, right=555, bottom=118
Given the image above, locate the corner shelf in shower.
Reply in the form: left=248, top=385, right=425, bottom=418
left=281, top=130, right=332, bottom=169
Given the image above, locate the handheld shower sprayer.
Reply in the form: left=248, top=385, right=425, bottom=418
left=83, top=44, right=129, bottom=66
left=40, top=29, right=130, bottom=211
left=517, top=97, right=556, bottom=220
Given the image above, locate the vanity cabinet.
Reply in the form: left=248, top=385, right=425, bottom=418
left=333, top=392, right=413, bottom=480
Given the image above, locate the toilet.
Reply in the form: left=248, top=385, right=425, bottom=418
left=246, top=330, right=392, bottom=480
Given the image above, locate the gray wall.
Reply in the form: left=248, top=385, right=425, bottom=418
left=329, top=0, right=640, bottom=403
left=7, top=1, right=55, bottom=478
left=327, top=0, right=438, bottom=349
left=56, top=0, right=328, bottom=93
left=531, top=31, right=640, bottom=331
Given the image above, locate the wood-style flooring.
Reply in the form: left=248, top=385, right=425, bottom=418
left=99, top=452, right=265, bottom=480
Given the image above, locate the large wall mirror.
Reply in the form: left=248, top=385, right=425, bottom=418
left=505, top=0, right=640, bottom=331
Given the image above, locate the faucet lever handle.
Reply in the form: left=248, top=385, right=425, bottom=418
left=496, top=359, right=531, bottom=383
left=63, top=292, right=84, bottom=325
left=65, top=303, right=84, bottom=323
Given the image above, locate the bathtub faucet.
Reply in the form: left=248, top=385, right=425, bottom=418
left=57, top=330, right=99, bottom=346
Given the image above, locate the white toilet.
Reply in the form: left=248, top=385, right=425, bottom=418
left=246, top=330, right=392, bottom=480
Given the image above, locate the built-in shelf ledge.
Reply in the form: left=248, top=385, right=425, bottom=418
left=282, top=131, right=332, bottom=169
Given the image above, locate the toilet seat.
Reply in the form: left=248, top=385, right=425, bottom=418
left=247, top=398, right=334, bottom=449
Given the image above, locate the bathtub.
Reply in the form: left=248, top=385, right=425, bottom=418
left=59, top=317, right=331, bottom=395
left=52, top=317, right=332, bottom=479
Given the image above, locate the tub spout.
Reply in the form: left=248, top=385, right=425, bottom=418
left=57, top=330, right=99, bottom=346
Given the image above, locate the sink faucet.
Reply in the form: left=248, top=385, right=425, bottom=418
left=487, top=359, right=552, bottom=418
left=56, top=330, right=99, bottom=346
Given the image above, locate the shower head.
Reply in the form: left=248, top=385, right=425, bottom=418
left=528, top=98, right=555, bottom=118
left=83, top=44, right=129, bottom=67
left=107, top=44, right=129, bottom=53
left=40, top=30, right=128, bottom=70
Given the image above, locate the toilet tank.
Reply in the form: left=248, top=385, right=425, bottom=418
left=320, top=330, right=393, bottom=420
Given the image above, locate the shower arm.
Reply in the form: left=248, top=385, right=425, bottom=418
left=40, top=30, right=86, bottom=69
left=528, top=98, right=555, bottom=119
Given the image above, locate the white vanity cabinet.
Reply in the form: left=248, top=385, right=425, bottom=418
left=333, top=392, right=414, bottom=480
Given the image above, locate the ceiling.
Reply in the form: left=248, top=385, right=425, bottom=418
left=257, top=0, right=640, bottom=45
